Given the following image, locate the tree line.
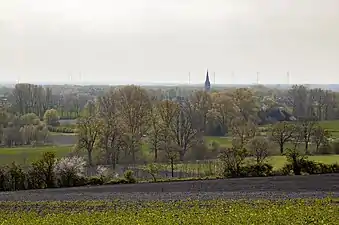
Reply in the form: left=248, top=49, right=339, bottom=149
left=2, top=83, right=339, bottom=121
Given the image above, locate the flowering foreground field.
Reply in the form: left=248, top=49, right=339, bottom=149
left=0, top=199, right=338, bottom=224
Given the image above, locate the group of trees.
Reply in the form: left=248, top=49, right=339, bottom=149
left=76, top=86, right=205, bottom=167
left=75, top=85, right=271, bottom=168
left=271, top=119, right=331, bottom=155
left=73, top=84, right=338, bottom=174
left=2, top=83, right=94, bottom=119
left=287, top=85, right=338, bottom=120
left=0, top=108, right=59, bottom=147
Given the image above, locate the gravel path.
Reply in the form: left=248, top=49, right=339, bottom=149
left=1, top=174, right=338, bottom=202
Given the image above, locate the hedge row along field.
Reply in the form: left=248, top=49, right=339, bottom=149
left=0, top=199, right=338, bottom=225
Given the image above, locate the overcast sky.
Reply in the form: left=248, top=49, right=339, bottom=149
left=1, top=0, right=339, bottom=84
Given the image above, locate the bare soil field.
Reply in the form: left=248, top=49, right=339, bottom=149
left=1, top=174, right=338, bottom=202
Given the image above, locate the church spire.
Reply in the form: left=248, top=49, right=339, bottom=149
left=204, top=69, right=211, bottom=92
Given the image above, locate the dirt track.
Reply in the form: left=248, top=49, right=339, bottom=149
left=1, top=174, right=338, bottom=201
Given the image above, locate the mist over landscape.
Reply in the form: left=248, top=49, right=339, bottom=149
left=1, top=0, right=339, bottom=85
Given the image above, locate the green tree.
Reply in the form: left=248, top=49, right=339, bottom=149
left=76, top=113, right=102, bottom=166
left=116, top=85, right=151, bottom=163
left=20, top=113, right=40, bottom=125
left=96, top=91, right=124, bottom=169
left=43, top=109, right=60, bottom=126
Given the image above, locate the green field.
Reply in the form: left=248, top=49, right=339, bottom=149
left=259, top=120, right=339, bottom=138
left=0, top=199, right=337, bottom=224
left=0, top=145, right=72, bottom=165
left=319, top=120, right=339, bottom=137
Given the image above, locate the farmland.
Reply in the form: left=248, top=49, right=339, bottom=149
left=0, top=199, right=337, bottom=225
left=1, top=173, right=338, bottom=201
left=0, top=173, right=338, bottom=224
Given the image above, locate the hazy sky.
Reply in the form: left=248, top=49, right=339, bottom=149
left=1, top=0, right=339, bottom=84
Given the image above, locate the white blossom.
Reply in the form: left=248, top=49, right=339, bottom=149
left=54, top=156, right=87, bottom=177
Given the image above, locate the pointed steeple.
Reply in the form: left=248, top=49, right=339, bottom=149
left=204, top=69, right=211, bottom=92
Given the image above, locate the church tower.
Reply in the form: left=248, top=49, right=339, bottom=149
left=204, top=70, right=211, bottom=92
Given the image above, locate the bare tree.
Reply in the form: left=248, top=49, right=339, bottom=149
left=171, top=100, right=201, bottom=161
left=116, top=85, right=151, bottom=163
left=270, top=121, right=296, bottom=154
left=156, top=100, right=181, bottom=172
left=297, top=117, right=318, bottom=154
left=95, top=91, right=123, bottom=169
left=161, top=142, right=179, bottom=177
left=208, top=91, right=236, bottom=135
left=312, top=125, right=330, bottom=153
left=230, top=118, right=257, bottom=149
left=248, top=136, right=271, bottom=164
left=189, top=90, right=212, bottom=132
left=148, top=103, right=162, bottom=162
left=76, top=114, right=102, bottom=166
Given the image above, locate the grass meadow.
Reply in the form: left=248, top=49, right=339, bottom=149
left=0, top=146, right=73, bottom=166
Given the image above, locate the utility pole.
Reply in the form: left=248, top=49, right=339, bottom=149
left=256, top=72, right=260, bottom=84
left=213, top=72, right=216, bottom=85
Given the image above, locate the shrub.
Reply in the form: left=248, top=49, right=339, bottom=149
left=145, top=163, right=162, bottom=182
left=87, top=176, right=104, bottom=185
left=280, top=164, right=294, bottom=176
left=29, top=152, right=57, bottom=188
left=96, top=165, right=115, bottom=182
left=124, top=170, right=136, bottom=183
left=54, top=156, right=86, bottom=187
left=27, top=166, right=44, bottom=189
left=8, top=162, right=27, bottom=191
left=305, top=161, right=339, bottom=174
left=219, top=147, right=248, bottom=178
left=284, top=148, right=307, bottom=175
left=105, top=178, right=129, bottom=185
left=281, top=160, right=339, bottom=175
left=0, top=167, right=9, bottom=191
left=299, top=159, right=319, bottom=174
left=243, top=163, right=273, bottom=177
left=47, top=126, right=75, bottom=133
